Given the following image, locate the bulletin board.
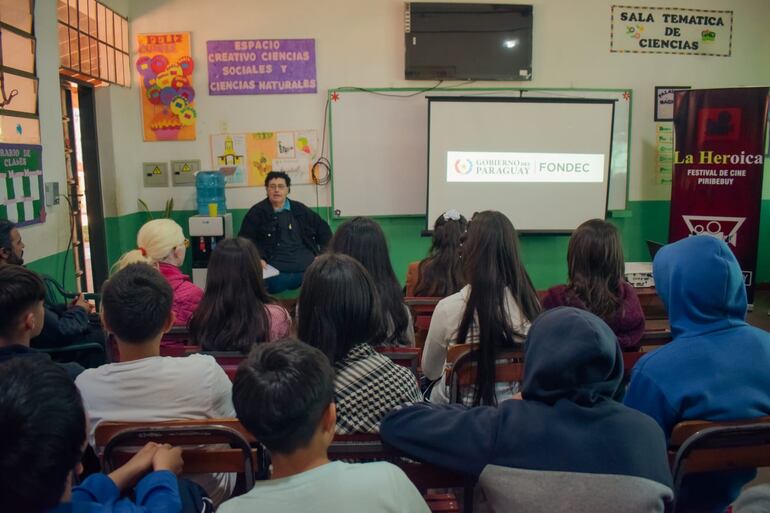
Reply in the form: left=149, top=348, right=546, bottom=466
left=0, top=143, right=44, bottom=226
left=329, top=87, right=631, bottom=218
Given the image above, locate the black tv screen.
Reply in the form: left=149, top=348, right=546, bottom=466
left=405, top=3, right=533, bottom=81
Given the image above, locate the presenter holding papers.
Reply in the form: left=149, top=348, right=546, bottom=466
left=239, top=171, right=332, bottom=294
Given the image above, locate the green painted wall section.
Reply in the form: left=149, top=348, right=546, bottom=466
left=53, top=199, right=770, bottom=291
left=25, top=249, right=78, bottom=291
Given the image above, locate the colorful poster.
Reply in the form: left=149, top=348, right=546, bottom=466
left=136, top=33, right=197, bottom=141
left=207, top=39, right=317, bottom=95
left=611, top=6, right=733, bottom=56
left=0, top=143, right=44, bottom=226
left=669, top=87, right=769, bottom=302
left=210, top=130, right=318, bottom=187
left=210, top=134, right=247, bottom=186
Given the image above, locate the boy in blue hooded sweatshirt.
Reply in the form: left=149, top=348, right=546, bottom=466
left=381, top=307, right=673, bottom=513
left=624, top=235, right=770, bottom=513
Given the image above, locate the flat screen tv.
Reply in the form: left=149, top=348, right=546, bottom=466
left=405, top=3, right=533, bottom=81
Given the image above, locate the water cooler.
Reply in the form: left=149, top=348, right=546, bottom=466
left=189, top=214, right=233, bottom=288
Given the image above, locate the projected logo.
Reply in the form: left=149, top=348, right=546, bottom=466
left=454, top=159, right=473, bottom=175
left=682, top=215, right=745, bottom=247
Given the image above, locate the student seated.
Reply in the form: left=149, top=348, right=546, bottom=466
left=0, top=265, right=83, bottom=380
left=189, top=237, right=291, bottom=353
left=218, top=339, right=430, bottom=513
left=381, top=307, right=674, bottom=513
left=297, top=253, right=421, bottom=433
left=75, top=263, right=235, bottom=504
left=114, top=218, right=202, bottom=327
left=0, top=357, right=184, bottom=513
left=1, top=220, right=105, bottom=365
left=405, top=209, right=467, bottom=297
left=421, top=210, right=541, bottom=405
left=543, top=218, right=644, bottom=350
left=624, top=236, right=770, bottom=513
left=331, top=216, right=415, bottom=346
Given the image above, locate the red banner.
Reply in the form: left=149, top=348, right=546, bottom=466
left=669, top=87, right=769, bottom=302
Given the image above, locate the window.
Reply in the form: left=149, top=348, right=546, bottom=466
left=0, top=0, right=39, bottom=143
left=58, top=0, right=130, bottom=87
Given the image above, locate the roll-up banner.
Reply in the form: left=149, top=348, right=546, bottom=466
left=669, top=87, right=769, bottom=303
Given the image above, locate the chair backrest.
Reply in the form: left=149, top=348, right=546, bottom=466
left=404, top=297, right=442, bottom=349
left=375, top=345, right=421, bottom=377
left=329, top=432, right=472, bottom=510
left=163, top=326, right=195, bottom=345
left=200, top=351, right=246, bottom=381
left=445, top=343, right=525, bottom=404
left=669, top=417, right=770, bottom=512
left=94, top=419, right=261, bottom=492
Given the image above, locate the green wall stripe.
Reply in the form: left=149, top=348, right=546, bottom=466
left=97, top=200, right=770, bottom=290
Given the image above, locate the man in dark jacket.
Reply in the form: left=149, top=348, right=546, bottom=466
left=381, top=307, right=673, bottom=513
left=239, top=171, right=332, bottom=293
left=0, top=220, right=105, bottom=367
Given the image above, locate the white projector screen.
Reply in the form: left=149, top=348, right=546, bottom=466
left=427, top=97, right=615, bottom=232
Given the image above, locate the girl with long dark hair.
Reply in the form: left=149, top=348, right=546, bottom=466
left=405, top=209, right=467, bottom=297
left=543, top=218, right=644, bottom=349
left=330, top=217, right=414, bottom=346
left=297, top=253, right=421, bottom=433
left=189, top=238, right=291, bottom=352
left=422, top=211, right=541, bottom=406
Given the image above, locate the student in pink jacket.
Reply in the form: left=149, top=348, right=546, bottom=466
left=114, top=219, right=203, bottom=327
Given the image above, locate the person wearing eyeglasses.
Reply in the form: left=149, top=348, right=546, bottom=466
left=239, top=171, right=332, bottom=294
left=113, top=219, right=202, bottom=327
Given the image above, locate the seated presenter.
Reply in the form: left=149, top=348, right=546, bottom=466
left=239, top=171, right=332, bottom=294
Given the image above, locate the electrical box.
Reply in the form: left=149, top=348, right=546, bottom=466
left=142, top=162, right=169, bottom=188
left=44, top=182, right=60, bottom=206
left=170, top=159, right=200, bottom=186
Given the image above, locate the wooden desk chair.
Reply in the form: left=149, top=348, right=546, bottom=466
left=198, top=351, right=246, bottom=381
left=330, top=433, right=471, bottom=513
left=94, top=419, right=263, bottom=496
left=669, top=416, right=770, bottom=512
left=375, top=345, right=421, bottom=377
left=445, top=343, right=525, bottom=405
left=404, top=297, right=442, bottom=349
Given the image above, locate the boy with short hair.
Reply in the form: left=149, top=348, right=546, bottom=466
left=0, top=357, right=184, bottom=513
left=218, top=339, right=430, bottom=513
left=75, top=263, right=235, bottom=504
left=0, top=265, right=83, bottom=380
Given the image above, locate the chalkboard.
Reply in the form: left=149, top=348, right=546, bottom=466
left=329, top=87, right=631, bottom=217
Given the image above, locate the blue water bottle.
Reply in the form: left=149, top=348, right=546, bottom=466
left=195, top=171, right=227, bottom=216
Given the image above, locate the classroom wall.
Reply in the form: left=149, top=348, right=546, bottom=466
left=26, top=0, right=770, bottom=289
left=23, top=1, right=73, bottom=281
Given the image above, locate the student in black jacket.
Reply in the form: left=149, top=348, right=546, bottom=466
left=0, top=220, right=104, bottom=367
left=238, top=171, right=332, bottom=293
left=381, top=307, right=673, bottom=513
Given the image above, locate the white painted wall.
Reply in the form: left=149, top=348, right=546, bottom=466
left=20, top=0, right=70, bottom=263
left=27, top=0, right=770, bottom=260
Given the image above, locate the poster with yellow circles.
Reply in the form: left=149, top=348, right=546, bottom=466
left=136, top=33, right=196, bottom=141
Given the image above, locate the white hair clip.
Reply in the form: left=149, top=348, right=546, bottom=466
left=443, top=209, right=461, bottom=221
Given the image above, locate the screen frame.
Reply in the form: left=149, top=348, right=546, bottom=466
left=425, top=96, right=616, bottom=233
